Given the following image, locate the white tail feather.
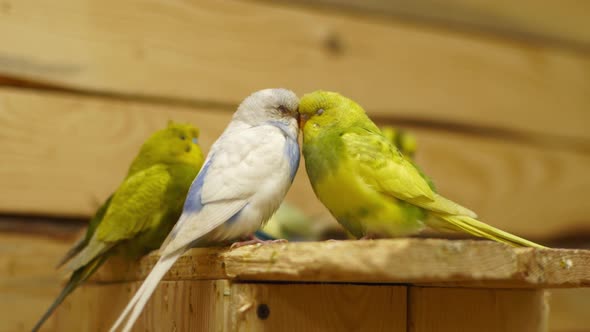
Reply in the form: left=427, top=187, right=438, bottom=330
left=110, top=253, right=182, bottom=332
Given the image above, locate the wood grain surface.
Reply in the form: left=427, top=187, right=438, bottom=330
left=280, top=0, right=590, bottom=50
left=0, top=0, right=588, bottom=140
left=408, top=287, right=548, bottom=332
left=548, top=288, right=590, bottom=332
left=0, top=233, right=72, bottom=332
left=49, top=280, right=229, bottom=332
left=87, top=239, right=590, bottom=288
left=229, top=283, right=407, bottom=332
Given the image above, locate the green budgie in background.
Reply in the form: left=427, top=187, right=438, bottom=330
left=32, top=122, right=205, bottom=332
left=298, top=91, right=545, bottom=248
left=258, top=126, right=421, bottom=242
left=381, top=125, right=436, bottom=193
left=380, top=126, right=417, bottom=159
left=258, top=203, right=325, bottom=241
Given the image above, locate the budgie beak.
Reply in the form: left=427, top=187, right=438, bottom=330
left=299, top=113, right=309, bottom=129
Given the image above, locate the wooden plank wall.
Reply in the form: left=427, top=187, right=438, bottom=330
left=0, top=1, right=588, bottom=331
left=50, top=281, right=408, bottom=331
left=408, top=287, right=548, bottom=332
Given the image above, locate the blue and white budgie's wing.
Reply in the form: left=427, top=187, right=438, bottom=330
left=111, top=123, right=299, bottom=332
left=164, top=123, right=298, bottom=253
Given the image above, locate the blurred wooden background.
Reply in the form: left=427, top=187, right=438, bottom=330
left=0, top=1, right=588, bottom=331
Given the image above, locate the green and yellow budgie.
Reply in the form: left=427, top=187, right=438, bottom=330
left=32, top=122, right=205, bottom=332
left=298, top=91, right=545, bottom=248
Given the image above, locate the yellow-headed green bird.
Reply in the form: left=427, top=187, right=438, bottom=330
left=32, top=122, right=205, bottom=332
left=298, top=91, right=545, bottom=248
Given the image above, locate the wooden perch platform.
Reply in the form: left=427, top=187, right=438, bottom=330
left=92, top=239, right=590, bottom=288
left=50, top=239, right=589, bottom=332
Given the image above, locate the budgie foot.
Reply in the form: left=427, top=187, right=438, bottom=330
left=230, top=236, right=287, bottom=249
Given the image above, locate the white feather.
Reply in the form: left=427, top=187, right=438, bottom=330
left=110, top=254, right=179, bottom=332
left=201, top=125, right=289, bottom=204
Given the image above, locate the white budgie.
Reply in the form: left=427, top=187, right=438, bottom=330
left=110, top=88, right=300, bottom=332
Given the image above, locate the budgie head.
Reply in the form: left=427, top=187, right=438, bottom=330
left=233, top=88, right=300, bottom=133
left=128, top=122, right=205, bottom=175
left=380, top=126, right=417, bottom=159
left=298, top=90, right=367, bottom=136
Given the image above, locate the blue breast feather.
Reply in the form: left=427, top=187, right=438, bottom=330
left=267, top=120, right=300, bottom=181
left=285, top=136, right=300, bottom=181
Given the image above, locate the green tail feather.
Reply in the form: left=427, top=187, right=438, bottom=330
left=55, top=237, right=87, bottom=268
left=31, top=255, right=108, bottom=332
left=431, top=214, right=547, bottom=249
left=57, top=195, right=113, bottom=269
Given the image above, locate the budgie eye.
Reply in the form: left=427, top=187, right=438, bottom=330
left=180, top=134, right=187, bottom=140
left=277, top=105, right=288, bottom=113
